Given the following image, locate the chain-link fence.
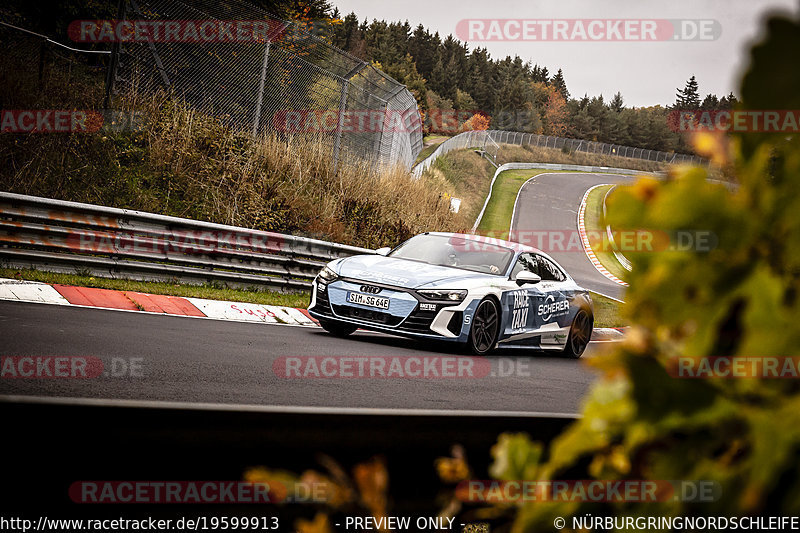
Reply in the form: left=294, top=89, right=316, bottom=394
left=412, top=130, right=707, bottom=177
left=0, top=20, right=110, bottom=110
left=113, top=0, right=422, bottom=170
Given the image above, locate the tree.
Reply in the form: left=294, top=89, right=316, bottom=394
left=701, top=93, right=720, bottom=110
left=542, top=89, right=568, bottom=136
left=382, top=54, right=427, bottom=113
left=459, top=112, right=490, bottom=132
left=610, top=92, right=624, bottom=112
left=452, top=89, right=478, bottom=113
left=719, top=92, right=739, bottom=109
left=675, top=75, right=701, bottom=109
left=550, top=68, right=570, bottom=100
left=490, top=13, right=800, bottom=530
left=331, top=12, right=367, bottom=59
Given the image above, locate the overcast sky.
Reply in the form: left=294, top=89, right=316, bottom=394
left=332, top=0, right=798, bottom=107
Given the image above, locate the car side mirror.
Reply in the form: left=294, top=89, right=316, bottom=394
left=375, top=247, right=391, bottom=256
left=516, top=271, right=541, bottom=285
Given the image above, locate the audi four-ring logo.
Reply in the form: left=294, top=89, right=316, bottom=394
left=360, top=285, right=382, bottom=294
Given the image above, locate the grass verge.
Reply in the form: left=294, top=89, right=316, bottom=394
left=476, top=169, right=555, bottom=234
left=583, top=184, right=630, bottom=281
left=0, top=267, right=310, bottom=308
left=590, top=292, right=623, bottom=328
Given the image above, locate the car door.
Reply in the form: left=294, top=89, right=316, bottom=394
left=501, top=253, right=548, bottom=337
left=530, top=253, right=572, bottom=328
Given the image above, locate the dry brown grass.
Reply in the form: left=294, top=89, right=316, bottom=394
left=495, top=144, right=668, bottom=172
left=425, top=148, right=496, bottom=224
left=1, top=92, right=466, bottom=248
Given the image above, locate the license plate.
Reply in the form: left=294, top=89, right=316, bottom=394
left=347, top=292, right=390, bottom=310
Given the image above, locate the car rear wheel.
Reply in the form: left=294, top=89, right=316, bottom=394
left=469, top=298, right=500, bottom=355
left=319, top=319, right=358, bottom=338
left=563, top=308, right=593, bottom=358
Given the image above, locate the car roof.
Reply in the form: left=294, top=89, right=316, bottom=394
left=423, top=232, right=545, bottom=255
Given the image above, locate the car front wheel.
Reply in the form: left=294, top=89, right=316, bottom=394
left=468, top=298, right=500, bottom=355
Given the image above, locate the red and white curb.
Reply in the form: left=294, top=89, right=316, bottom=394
left=577, top=185, right=629, bottom=287
left=0, top=278, right=317, bottom=327
left=0, top=277, right=626, bottom=341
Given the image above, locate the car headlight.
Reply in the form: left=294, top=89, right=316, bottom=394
left=317, top=266, right=338, bottom=284
left=417, top=289, right=467, bottom=302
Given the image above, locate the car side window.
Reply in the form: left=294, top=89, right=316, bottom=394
left=534, top=254, right=566, bottom=282
left=511, top=253, right=537, bottom=279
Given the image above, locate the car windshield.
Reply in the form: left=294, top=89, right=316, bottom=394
left=389, top=234, right=515, bottom=275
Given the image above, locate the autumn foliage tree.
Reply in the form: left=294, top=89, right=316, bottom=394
left=485, top=12, right=800, bottom=529
left=459, top=112, right=490, bottom=132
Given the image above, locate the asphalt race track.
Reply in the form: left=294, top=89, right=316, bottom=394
left=0, top=301, right=602, bottom=414
left=512, top=172, right=633, bottom=301
left=0, top=172, right=634, bottom=415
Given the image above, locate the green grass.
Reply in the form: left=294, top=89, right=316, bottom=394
left=476, top=169, right=555, bottom=234
left=590, top=292, right=624, bottom=328
left=0, top=267, right=310, bottom=308
left=583, top=184, right=630, bottom=281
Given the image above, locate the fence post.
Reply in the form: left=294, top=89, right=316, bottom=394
left=251, top=41, right=271, bottom=137
left=332, top=79, right=350, bottom=174
left=103, top=0, right=126, bottom=107
left=372, top=98, right=388, bottom=165
left=130, top=0, right=170, bottom=88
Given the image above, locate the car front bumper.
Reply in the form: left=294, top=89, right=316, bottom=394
left=308, top=278, right=474, bottom=342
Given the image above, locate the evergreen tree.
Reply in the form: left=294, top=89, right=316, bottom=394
left=701, top=93, right=720, bottom=110
left=610, top=92, right=624, bottom=112
left=719, top=92, right=739, bottom=108
left=551, top=69, right=569, bottom=100
left=675, top=75, right=701, bottom=109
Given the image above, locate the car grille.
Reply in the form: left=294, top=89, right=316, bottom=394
left=398, top=308, right=438, bottom=334
left=331, top=304, right=404, bottom=326
left=315, top=281, right=462, bottom=337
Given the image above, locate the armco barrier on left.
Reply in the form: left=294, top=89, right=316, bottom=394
left=0, top=191, right=373, bottom=292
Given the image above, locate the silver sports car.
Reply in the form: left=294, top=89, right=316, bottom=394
left=308, top=232, right=594, bottom=357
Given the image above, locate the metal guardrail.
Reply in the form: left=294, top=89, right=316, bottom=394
left=0, top=192, right=373, bottom=292
left=412, top=130, right=707, bottom=178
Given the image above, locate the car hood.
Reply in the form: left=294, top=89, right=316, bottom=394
left=334, top=255, right=492, bottom=289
